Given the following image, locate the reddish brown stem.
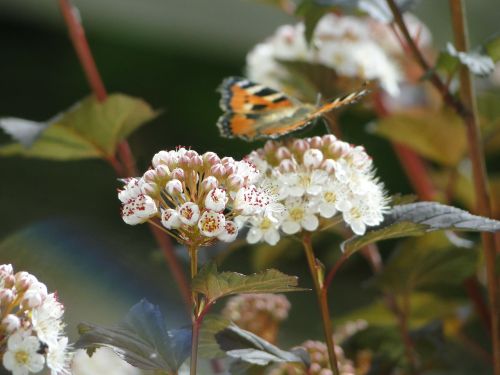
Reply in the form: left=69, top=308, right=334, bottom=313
left=448, top=2, right=500, bottom=373
left=58, top=0, right=192, bottom=311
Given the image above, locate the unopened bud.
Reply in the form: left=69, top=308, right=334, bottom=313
left=143, top=169, right=157, bottom=182
left=179, top=154, right=191, bottom=168
left=203, top=152, right=220, bottom=166
left=303, top=149, right=324, bottom=168
left=0, top=264, right=13, bottom=277
left=0, top=289, right=15, bottom=305
left=189, top=155, right=203, bottom=169
left=328, top=141, right=350, bottom=158
left=155, top=164, right=170, bottom=178
left=15, top=272, right=34, bottom=291
left=166, top=179, right=183, bottom=194
left=210, top=164, right=226, bottom=178
left=322, top=134, right=337, bottom=145
left=152, top=150, right=169, bottom=168
left=275, top=146, right=291, bottom=160
left=292, top=139, right=309, bottom=153
left=141, top=182, right=158, bottom=195
left=201, top=176, right=218, bottom=192
left=309, top=136, right=323, bottom=148
left=171, top=168, right=185, bottom=181
left=2, top=314, right=20, bottom=333
left=279, top=159, right=296, bottom=173
left=263, top=140, right=277, bottom=154
left=22, top=289, right=43, bottom=308
left=321, top=159, right=336, bottom=173
left=221, top=157, right=235, bottom=166
left=2, top=275, right=14, bottom=289
left=227, top=174, right=244, bottom=190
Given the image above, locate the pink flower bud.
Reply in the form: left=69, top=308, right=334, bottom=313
left=321, top=159, right=336, bottom=173
left=2, top=275, right=14, bottom=289
left=203, top=152, right=221, bottom=166
left=309, top=136, right=323, bottom=148
left=328, top=141, right=350, bottom=158
left=155, top=165, right=170, bottom=178
left=22, top=289, right=43, bottom=308
left=221, top=157, right=235, bottom=166
left=303, top=149, right=324, bottom=168
left=190, top=155, right=203, bottom=169
left=143, top=169, right=157, bottom=182
left=201, top=176, right=218, bottom=191
left=179, top=154, right=191, bottom=168
left=171, top=168, right=185, bottom=180
left=152, top=150, right=169, bottom=167
left=0, top=289, right=15, bottom=304
left=166, top=179, right=183, bottom=194
left=275, top=146, right=291, bottom=160
left=2, top=314, right=20, bottom=333
left=227, top=174, right=244, bottom=190
left=322, top=134, right=337, bottom=145
left=210, top=164, right=226, bottom=178
left=15, top=272, right=34, bottom=291
left=0, top=264, right=13, bottom=277
left=224, top=163, right=236, bottom=176
left=279, top=159, right=296, bottom=173
left=292, top=139, right=309, bottom=153
left=185, top=150, right=200, bottom=159
left=140, top=182, right=158, bottom=195
left=263, top=140, right=277, bottom=154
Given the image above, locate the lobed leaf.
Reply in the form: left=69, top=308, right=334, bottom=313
left=76, top=299, right=190, bottom=373
left=370, top=109, right=467, bottom=166
left=0, top=94, right=157, bottom=161
left=342, top=202, right=500, bottom=256
left=215, top=323, right=309, bottom=367
left=192, top=262, right=306, bottom=303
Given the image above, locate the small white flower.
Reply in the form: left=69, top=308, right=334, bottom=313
left=282, top=198, right=319, bottom=234
left=280, top=169, right=328, bottom=197
left=198, top=211, right=226, bottom=237
left=218, top=221, right=239, bottom=242
left=234, top=160, right=260, bottom=184
left=2, top=330, right=45, bottom=375
left=31, top=294, right=64, bottom=345
left=47, top=337, right=72, bottom=375
left=161, top=208, right=182, bottom=229
left=177, top=202, right=200, bottom=226
left=246, top=216, right=282, bottom=246
left=121, top=194, right=158, bottom=225
left=205, top=188, right=228, bottom=212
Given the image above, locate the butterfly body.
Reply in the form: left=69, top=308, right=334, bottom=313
left=217, top=76, right=367, bottom=141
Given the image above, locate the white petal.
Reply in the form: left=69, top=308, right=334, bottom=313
left=302, top=214, right=319, bottom=231
left=247, top=228, right=263, bottom=244
left=282, top=220, right=301, bottom=234
left=319, top=203, right=337, bottom=218
left=198, top=211, right=225, bottom=237
left=350, top=220, right=366, bottom=235
left=306, top=185, right=323, bottom=196
left=289, top=186, right=305, bottom=197
left=161, top=209, right=181, bottom=229
left=178, top=202, right=200, bottom=225
left=27, top=353, right=45, bottom=372
left=218, top=221, right=239, bottom=242
left=2, top=351, right=15, bottom=370
left=263, top=229, right=280, bottom=246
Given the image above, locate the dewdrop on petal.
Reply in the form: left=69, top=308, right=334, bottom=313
left=118, top=147, right=283, bottom=248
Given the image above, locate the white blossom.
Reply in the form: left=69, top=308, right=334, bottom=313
left=46, top=337, right=71, bottom=375
left=177, top=202, right=200, bottom=226
left=161, top=208, right=182, bottom=229
left=198, top=211, right=226, bottom=237
left=2, top=330, right=45, bottom=375
left=205, top=188, right=228, bottom=212
left=282, top=198, right=319, bottom=234
left=218, top=221, right=239, bottom=242
left=246, top=216, right=282, bottom=246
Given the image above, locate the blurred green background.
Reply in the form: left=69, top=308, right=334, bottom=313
left=0, top=0, right=498, bottom=373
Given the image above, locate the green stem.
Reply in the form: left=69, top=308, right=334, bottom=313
left=188, top=245, right=199, bottom=375
left=448, top=2, right=500, bottom=374
left=302, top=233, right=340, bottom=375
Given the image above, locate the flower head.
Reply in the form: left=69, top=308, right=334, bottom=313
left=245, top=135, right=388, bottom=243
left=118, top=147, right=283, bottom=248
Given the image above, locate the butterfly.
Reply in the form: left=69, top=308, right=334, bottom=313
left=217, top=76, right=368, bottom=141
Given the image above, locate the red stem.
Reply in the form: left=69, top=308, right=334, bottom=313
left=58, top=0, right=192, bottom=311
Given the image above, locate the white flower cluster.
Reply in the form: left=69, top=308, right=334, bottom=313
left=118, top=147, right=283, bottom=247
left=0, top=264, right=71, bottom=375
left=245, top=135, right=388, bottom=245
left=246, top=13, right=402, bottom=97
left=267, top=340, right=356, bottom=375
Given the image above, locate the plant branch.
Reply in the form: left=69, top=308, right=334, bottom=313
left=188, top=246, right=200, bottom=375
left=58, top=0, right=192, bottom=311
left=302, top=233, right=340, bottom=375
left=448, top=2, right=500, bottom=373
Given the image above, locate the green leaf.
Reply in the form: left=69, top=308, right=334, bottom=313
left=215, top=323, right=309, bottom=367
left=295, top=1, right=335, bottom=43
left=338, top=292, right=462, bottom=329
left=341, top=202, right=500, bottom=256
left=192, top=262, right=306, bottom=304
left=484, top=34, right=500, bottom=62
left=198, top=315, right=231, bottom=359
left=76, top=299, right=190, bottom=373
left=370, top=109, right=467, bottom=166
left=435, top=50, right=460, bottom=76
left=0, top=94, right=157, bottom=161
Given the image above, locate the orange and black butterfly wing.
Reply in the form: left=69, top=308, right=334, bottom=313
left=217, top=76, right=369, bottom=141
left=217, top=77, right=303, bottom=141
